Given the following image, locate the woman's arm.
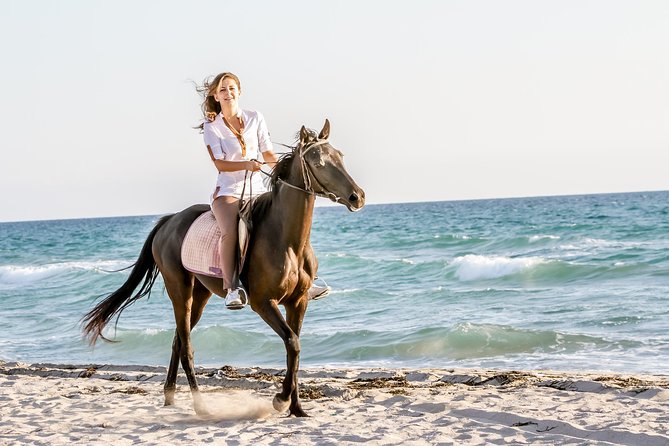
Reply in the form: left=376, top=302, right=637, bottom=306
left=204, top=123, right=261, bottom=172
left=261, top=150, right=278, bottom=166
left=212, top=159, right=262, bottom=172
left=256, top=112, right=277, bottom=167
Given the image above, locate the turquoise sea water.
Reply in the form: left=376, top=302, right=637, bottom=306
left=1, top=191, right=668, bottom=373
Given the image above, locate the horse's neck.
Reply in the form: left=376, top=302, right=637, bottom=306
left=274, top=186, right=315, bottom=249
left=272, top=164, right=315, bottom=249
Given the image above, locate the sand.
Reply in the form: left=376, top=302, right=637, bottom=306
left=1, top=361, right=668, bottom=445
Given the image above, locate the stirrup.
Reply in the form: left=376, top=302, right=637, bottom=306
left=308, top=277, right=331, bottom=301
left=224, top=287, right=248, bottom=310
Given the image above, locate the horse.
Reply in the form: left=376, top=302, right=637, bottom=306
left=82, top=120, right=365, bottom=417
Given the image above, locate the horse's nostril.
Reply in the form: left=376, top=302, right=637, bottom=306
left=349, top=193, right=359, bottom=202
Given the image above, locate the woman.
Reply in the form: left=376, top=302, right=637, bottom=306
left=198, top=72, right=330, bottom=309
left=199, top=72, right=278, bottom=309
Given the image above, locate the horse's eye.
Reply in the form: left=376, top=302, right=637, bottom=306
left=310, top=153, right=325, bottom=167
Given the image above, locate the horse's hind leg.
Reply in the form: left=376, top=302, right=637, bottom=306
left=163, top=279, right=212, bottom=406
left=164, top=331, right=181, bottom=406
left=164, top=275, right=209, bottom=415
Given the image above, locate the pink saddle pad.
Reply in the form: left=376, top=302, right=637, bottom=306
left=181, top=211, right=250, bottom=278
left=181, top=211, right=223, bottom=277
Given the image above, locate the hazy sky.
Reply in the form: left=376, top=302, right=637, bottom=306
left=1, top=0, right=668, bottom=222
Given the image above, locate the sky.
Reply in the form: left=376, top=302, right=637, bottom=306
left=1, top=0, right=668, bottom=222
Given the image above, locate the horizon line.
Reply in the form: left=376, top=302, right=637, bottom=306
left=1, top=188, right=667, bottom=224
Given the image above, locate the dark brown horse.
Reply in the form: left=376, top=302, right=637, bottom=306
left=83, top=120, right=364, bottom=417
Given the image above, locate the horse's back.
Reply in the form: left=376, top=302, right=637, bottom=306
left=153, top=204, right=211, bottom=276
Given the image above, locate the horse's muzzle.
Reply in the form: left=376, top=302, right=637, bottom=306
left=345, top=189, right=365, bottom=212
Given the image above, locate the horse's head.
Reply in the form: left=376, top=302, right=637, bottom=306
left=296, top=119, right=365, bottom=212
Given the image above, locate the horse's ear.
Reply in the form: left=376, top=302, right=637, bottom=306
left=300, top=125, right=310, bottom=143
left=318, top=119, right=330, bottom=140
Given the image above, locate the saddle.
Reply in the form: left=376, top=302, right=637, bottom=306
left=181, top=202, right=254, bottom=279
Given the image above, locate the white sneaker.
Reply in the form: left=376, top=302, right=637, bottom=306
left=224, top=288, right=245, bottom=310
left=308, top=284, right=331, bottom=300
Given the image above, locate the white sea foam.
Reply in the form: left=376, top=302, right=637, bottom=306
left=434, top=234, right=471, bottom=240
left=0, top=260, right=128, bottom=285
left=560, top=238, right=644, bottom=251
left=451, top=255, right=545, bottom=281
left=0, top=265, right=61, bottom=284
left=529, top=235, right=560, bottom=243
left=330, top=288, right=360, bottom=295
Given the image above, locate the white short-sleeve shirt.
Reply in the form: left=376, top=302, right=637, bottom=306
left=203, top=110, right=273, bottom=201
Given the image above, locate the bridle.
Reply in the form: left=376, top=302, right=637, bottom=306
left=239, top=138, right=348, bottom=225
left=266, top=139, right=347, bottom=204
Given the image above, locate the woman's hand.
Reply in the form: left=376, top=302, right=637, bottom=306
left=246, top=160, right=262, bottom=172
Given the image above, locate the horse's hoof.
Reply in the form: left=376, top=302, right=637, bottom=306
left=272, top=394, right=291, bottom=412
left=194, top=403, right=211, bottom=417
left=289, top=407, right=309, bottom=417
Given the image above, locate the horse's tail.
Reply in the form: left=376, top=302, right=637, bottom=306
left=82, top=214, right=174, bottom=345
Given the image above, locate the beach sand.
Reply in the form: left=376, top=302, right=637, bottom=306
left=1, top=362, right=668, bottom=445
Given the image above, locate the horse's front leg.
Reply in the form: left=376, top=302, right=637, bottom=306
left=253, top=299, right=301, bottom=415
left=285, top=297, right=309, bottom=417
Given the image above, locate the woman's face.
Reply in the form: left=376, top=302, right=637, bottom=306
left=213, top=77, right=240, bottom=107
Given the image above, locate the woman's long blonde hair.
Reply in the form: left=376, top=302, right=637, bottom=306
left=195, top=72, right=241, bottom=130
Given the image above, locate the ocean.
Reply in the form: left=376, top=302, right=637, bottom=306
left=1, top=191, right=668, bottom=374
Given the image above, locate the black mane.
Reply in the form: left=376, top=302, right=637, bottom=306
left=268, top=150, right=296, bottom=191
